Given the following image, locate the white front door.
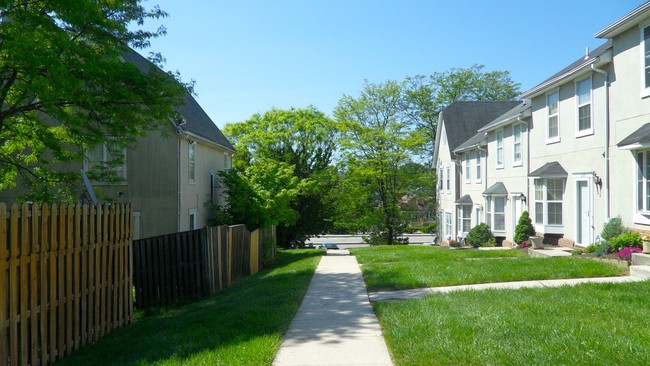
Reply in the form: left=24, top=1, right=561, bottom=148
left=576, top=180, right=591, bottom=246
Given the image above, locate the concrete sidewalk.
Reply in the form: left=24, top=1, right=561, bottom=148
left=369, top=275, right=646, bottom=302
left=273, top=250, right=393, bottom=366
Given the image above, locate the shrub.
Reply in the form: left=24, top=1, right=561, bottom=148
left=513, top=211, right=536, bottom=244
left=594, top=241, right=611, bottom=257
left=465, top=223, right=494, bottom=248
left=609, top=231, right=642, bottom=252
left=424, top=222, right=437, bottom=234
left=615, top=246, right=642, bottom=261
left=571, top=249, right=582, bottom=256
left=601, top=216, right=624, bottom=242
left=585, top=244, right=598, bottom=253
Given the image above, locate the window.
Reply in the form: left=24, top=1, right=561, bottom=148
left=534, top=178, right=565, bottom=228
left=464, top=153, right=471, bottom=182
left=485, top=196, right=505, bottom=232
left=476, top=150, right=482, bottom=182
left=475, top=207, right=481, bottom=225
left=85, top=143, right=127, bottom=183
left=457, top=206, right=471, bottom=235
left=513, top=124, right=522, bottom=166
left=643, top=25, right=650, bottom=91
left=189, top=141, right=196, bottom=182
left=446, top=165, right=450, bottom=193
left=547, top=92, right=560, bottom=142
left=496, top=129, right=504, bottom=168
left=439, top=166, right=444, bottom=192
left=637, top=151, right=650, bottom=212
left=189, top=208, right=197, bottom=230
left=576, top=77, right=592, bottom=134
left=445, top=212, right=452, bottom=239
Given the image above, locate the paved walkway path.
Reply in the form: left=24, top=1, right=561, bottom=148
left=369, top=275, right=645, bottom=301
left=273, top=251, right=393, bottom=366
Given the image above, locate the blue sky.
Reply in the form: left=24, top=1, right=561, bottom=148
left=143, top=0, right=643, bottom=128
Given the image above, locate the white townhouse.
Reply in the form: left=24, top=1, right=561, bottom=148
left=434, top=101, right=520, bottom=245
left=595, top=2, right=650, bottom=236
left=476, top=102, right=532, bottom=246
left=521, top=42, right=612, bottom=247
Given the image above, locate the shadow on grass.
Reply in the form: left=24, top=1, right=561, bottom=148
left=57, top=250, right=324, bottom=366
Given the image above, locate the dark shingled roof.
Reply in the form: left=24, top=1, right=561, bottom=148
left=618, top=123, right=650, bottom=149
left=479, top=101, right=531, bottom=132
left=440, top=101, right=520, bottom=158
left=529, top=162, right=567, bottom=178
left=455, top=194, right=473, bottom=205
left=522, top=41, right=612, bottom=98
left=483, top=182, right=508, bottom=196
left=122, top=49, right=235, bottom=151
left=453, top=131, right=486, bottom=153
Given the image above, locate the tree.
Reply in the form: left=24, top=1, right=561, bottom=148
left=222, top=107, right=339, bottom=247
left=513, top=211, right=536, bottom=244
left=402, top=64, right=520, bottom=162
left=0, top=1, right=189, bottom=201
left=335, top=80, right=425, bottom=244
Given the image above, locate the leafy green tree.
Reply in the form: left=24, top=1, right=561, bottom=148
left=0, top=0, right=189, bottom=202
left=402, top=64, right=520, bottom=161
left=335, top=80, right=426, bottom=244
left=222, top=107, right=338, bottom=247
left=513, top=211, right=536, bottom=244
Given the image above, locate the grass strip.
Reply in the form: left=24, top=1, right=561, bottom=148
left=352, top=246, right=626, bottom=291
left=374, top=281, right=650, bottom=365
left=58, top=249, right=322, bottom=366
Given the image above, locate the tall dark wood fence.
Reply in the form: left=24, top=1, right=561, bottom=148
left=0, top=203, right=133, bottom=366
left=132, top=225, right=276, bottom=308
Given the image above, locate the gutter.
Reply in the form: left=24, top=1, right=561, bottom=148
left=591, top=64, right=611, bottom=220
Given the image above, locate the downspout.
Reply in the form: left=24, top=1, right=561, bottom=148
left=178, top=137, right=182, bottom=231
left=591, top=64, right=610, bottom=220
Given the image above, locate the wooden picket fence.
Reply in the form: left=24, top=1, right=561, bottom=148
left=132, top=224, right=276, bottom=308
left=0, top=202, right=133, bottom=366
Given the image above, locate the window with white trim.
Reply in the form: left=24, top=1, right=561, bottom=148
left=445, top=211, right=452, bottom=239
left=534, top=178, right=565, bottom=227
left=547, top=91, right=560, bottom=142
left=446, top=165, right=450, bottom=193
left=513, top=123, right=522, bottom=166
left=496, top=129, right=504, bottom=168
left=189, top=208, right=197, bottom=230
left=643, top=25, right=650, bottom=91
left=485, top=196, right=505, bottom=231
left=464, top=153, right=471, bottom=182
left=84, top=143, right=127, bottom=183
left=457, top=205, right=471, bottom=235
left=189, top=140, right=197, bottom=183
left=476, top=150, right=482, bottom=182
left=637, top=151, right=650, bottom=212
left=439, top=165, right=444, bottom=192
left=576, top=77, right=592, bottom=134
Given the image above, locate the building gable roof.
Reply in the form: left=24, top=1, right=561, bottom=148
left=521, top=41, right=612, bottom=99
left=122, top=49, right=235, bottom=152
left=478, top=101, right=531, bottom=132
left=618, top=122, right=650, bottom=150
left=483, top=182, right=507, bottom=196
left=438, top=101, right=520, bottom=159
left=595, top=2, right=650, bottom=39
left=529, top=162, right=568, bottom=178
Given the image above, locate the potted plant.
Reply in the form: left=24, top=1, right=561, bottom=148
left=643, top=233, right=650, bottom=254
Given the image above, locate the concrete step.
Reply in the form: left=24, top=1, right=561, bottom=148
left=528, top=248, right=572, bottom=258
left=630, top=265, right=650, bottom=279
left=632, top=253, right=650, bottom=266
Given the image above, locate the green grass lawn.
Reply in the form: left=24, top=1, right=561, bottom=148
left=375, top=281, right=650, bottom=365
left=58, top=249, right=323, bottom=366
left=351, top=246, right=626, bottom=291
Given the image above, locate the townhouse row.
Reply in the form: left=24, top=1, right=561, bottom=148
left=435, top=2, right=650, bottom=247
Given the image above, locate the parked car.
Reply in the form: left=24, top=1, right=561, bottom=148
left=318, top=243, right=339, bottom=250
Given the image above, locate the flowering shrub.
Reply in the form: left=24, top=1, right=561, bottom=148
left=615, top=246, right=641, bottom=261
left=609, top=232, right=642, bottom=252
left=519, top=240, right=530, bottom=248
